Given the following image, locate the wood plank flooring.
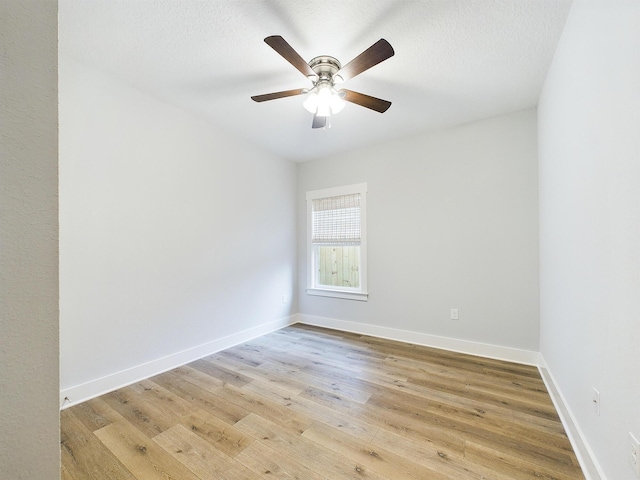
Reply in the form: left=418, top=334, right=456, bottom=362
left=61, top=324, right=585, bottom=479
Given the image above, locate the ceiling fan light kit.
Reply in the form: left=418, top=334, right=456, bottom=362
left=251, top=36, right=394, bottom=129
left=303, top=55, right=345, bottom=117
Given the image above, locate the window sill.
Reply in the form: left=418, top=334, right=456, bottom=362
left=306, top=288, right=368, bottom=302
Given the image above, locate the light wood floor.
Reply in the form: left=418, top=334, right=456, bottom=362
left=61, top=324, right=584, bottom=479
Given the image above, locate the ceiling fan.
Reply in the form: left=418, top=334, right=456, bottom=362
left=251, top=36, right=394, bottom=129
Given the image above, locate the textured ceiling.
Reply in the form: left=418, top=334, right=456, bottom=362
left=59, top=0, right=573, bottom=162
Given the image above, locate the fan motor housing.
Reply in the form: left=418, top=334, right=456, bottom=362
left=308, top=56, right=341, bottom=81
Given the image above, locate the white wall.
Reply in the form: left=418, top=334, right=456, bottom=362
left=298, top=109, right=540, bottom=357
left=59, top=57, right=298, bottom=403
left=0, top=1, right=60, bottom=478
left=538, top=1, right=640, bottom=478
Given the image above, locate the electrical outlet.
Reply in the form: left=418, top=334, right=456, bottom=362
left=631, top=432, right=640, bottom=477
left=450, top=308, right=459, bottom=320
left=592, top=388, right=600, bottom=416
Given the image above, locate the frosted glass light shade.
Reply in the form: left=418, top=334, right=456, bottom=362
left=330, top=93, right=345, bottom=114
left=303, top=85, right=345, bottom=116
left=303, top=93, right=319, bottom=113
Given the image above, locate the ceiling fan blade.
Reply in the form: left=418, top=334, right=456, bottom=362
left=341, top=89, right=392, bottom=113
left=312, top=114, right=327, bottom=129
left=264, top=35, right=316, bottom=78
left=335, top=39, right=394, bottom=82
left=251, top=88, right=307, bottom=102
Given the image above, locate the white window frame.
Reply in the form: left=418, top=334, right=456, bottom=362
left=306, top=183, right=368, bottom=301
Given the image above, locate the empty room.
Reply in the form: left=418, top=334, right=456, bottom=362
left=1, top=1, right=638, bottom=479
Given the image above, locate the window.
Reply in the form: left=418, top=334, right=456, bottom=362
left=306, top=183, right=368, bottom=301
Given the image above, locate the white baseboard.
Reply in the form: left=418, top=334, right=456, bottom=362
left=538, top=357, right=605, bottom=480
left=296, top=314, right=541, bottom=366
left=60, top=315, right=297, bottom=409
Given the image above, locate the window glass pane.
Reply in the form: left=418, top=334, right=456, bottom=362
left=316, top=245, right=360, bottom=288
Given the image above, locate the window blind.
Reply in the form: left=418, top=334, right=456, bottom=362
left=312, top=193, right=361, bottom=244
